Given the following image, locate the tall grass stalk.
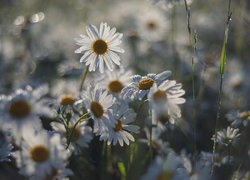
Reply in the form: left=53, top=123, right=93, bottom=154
left=184, top=0, right=197, bottom=154
left=211, top=0, right=232, bottom=175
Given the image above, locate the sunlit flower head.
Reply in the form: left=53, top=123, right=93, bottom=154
left=96, top=67, right=132, bottom=97
left=75, top=22, right=124, bottom=73
left=51, top=116, right=93, bottom=153
left=226, top=110, right=250, bottom=128
left=76, top=85, right=115, bottom=135
left=100, top=102, right=139, bottom=146
left=14, top=129, right=71, bottom=178
left=0, top=139, right=13, bottom=162
left=121, top=70, right=172, bottom=101
left=148, top=80, right=185, bottom=125
left=0, top=85, right=54, bottom=143
left=213, top=126, right=240, bottom=147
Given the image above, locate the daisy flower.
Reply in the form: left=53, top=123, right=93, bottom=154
left=30, top=161, right=73, bottom=180
left=51, top=116, right=93, bottom=153
left=100, top=103, right=139, bottom=146
left=76, top=85, right=115, bottom=135
left=148, top=80, right=185, bottom=125
left=213, top=126, right=240, bottom=147
left=0, top=85, right=53, bottom=143
left=226, top=110, right=250, bottom=127
left=139, top=127, right=169, bottom=154
left=14, top=129, right=71, bottom=178
left=51, top=79, right=79, bottom=106
left=180, top=151, right=211, bottom=180
left=0, top=139, right=13, bottom=162
left=142, top=151, right=189, bottom=180
left=136, top=8, right=168, bottom=42
left=75, top=22, right=125, bottom=73
left=96, top=67, right=132, bottom=97
left=121, top=70, right=172, bottom=100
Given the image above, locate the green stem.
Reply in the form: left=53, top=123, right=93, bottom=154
left=66, top=112, right=90, bottom=149
left=79, top=68, right=88, bottom=92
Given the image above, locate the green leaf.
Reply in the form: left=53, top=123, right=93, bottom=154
left=220, top=26, right=229, bottom=75
left=117, top=161, right=126, bottom=180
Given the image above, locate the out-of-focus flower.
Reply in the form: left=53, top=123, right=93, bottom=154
left=100, top=102, right=139, bottom=146
left=96, top=67, right=132, bottom=97
left=75, top=22, right=124, bottom=73
left=0, top=139, right=13, bottom=162
left=51, top=79, right=80, bottom=106
left=76, top=85, right=115, bottom=135
left=180, top=151, right=211, bottom=180
left=14, top=129, right=71, bottom=178
left=136, top=8, right=168, bottom=42
left=0, top=85, right=53, bottom=143
left=148, top=80, right=185, bottom=125
left=226, top=110, right=250, bottom=127
left=142, top=151, right=189, bottom=180
left=139, top=127, right=169, bottom=154
left=121, top=70, right=172, bottom=100
left=213, top=126, right=240, bottom=147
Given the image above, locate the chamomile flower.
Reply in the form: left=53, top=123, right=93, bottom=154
left=76, top=85, right=115, bottom=135
left=51, top=116, right=93, bottom=153
left=96, top=67, right=132, bottom=97
left=213, top=126, right=240, bottom=147
left=148, top=80, right=185, bottom=125
left=226, top=110, right=250, bottom=127
left=30, top=164, right=73, bottom=180
left=0, top=85, right=53, bottom=143
left=139, top=127, right=169, bottom=154
left=180, top=151, right=211, bottom=180
left=14, top=129, right=71, bottom=178
left=100, top=103, right=139, bottom=146
left=0, top=139, right=13, bottom=162
left=75, top=22, right=124, bottom=73
left=136, top=8, right=168, bottom=42
left=142, top=151, right=189, bottom=180
left=121, top=70, right=172, bottom=100
left=51, top=79, right=79, bottom=106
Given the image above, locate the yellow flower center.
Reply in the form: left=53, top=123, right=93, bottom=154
left=60, top=95, right=75, bottom=106
left=8, top=100, right=31, bottom=118
left=138, top=78, right=155, bottom=90
left=68, top=127, right=81, bottom=142
left=240, top=111, right=250, bottom=120
left=108, top=80, right=124, bottom=93
left=153, top=90, right=167, bottom=102
left=113, top=120, right=123, bottom=132
left=30, top=145, right=50, bottom=163
left=147, top=21, right=157, bottom=30
left=90, top=101, right=104, bottom=118
left=92, top=39, right=108, bottom=55
left=157, top=170, right=173, bottom=180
